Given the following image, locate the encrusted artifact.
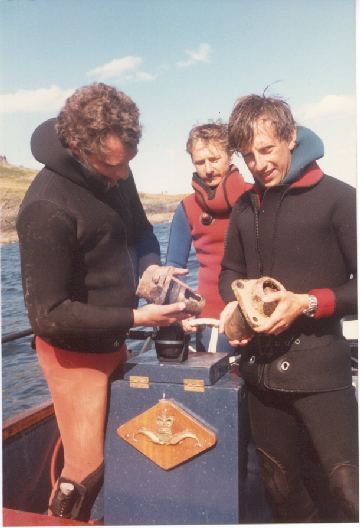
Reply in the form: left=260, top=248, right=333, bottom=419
left=224, top=276, right=284, bottom=341
left=136, top=266, right=205, bottom=315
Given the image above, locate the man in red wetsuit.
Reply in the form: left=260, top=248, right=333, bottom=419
left=167, top=121, right=324, bottom=353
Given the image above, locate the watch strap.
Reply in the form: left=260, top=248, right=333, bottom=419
left=303, top=294, right=318, bottom=317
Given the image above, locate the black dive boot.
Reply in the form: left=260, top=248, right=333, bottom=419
left=49, top=463, right=104, bottom=521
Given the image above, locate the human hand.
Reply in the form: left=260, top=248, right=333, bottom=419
left=219, top=301, right=252, bottom=347
left=254, top=290, right=309, bottom=335
left=133, top=302, right=191, bottom=327
left=181, top=318, right=198, bottom=333
left=145, top=264, right=188, bottom=288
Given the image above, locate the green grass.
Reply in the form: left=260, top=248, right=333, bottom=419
left=0, top=164, right=187, bottom=202
left=0, top=163, right=188, bottom=242
left=0, top=164, right=37, bottom=199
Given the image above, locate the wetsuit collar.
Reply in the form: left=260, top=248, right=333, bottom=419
left=192, top=166, right=246, bottom=214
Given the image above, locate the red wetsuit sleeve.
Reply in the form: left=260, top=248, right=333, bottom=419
left=309, top=288, right=336, bottom=318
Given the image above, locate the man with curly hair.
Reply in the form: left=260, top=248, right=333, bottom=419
left=16, top=83, right=189, bottom=521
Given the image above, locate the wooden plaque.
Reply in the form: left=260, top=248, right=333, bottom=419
left=117, top=399, right=217, bottom=470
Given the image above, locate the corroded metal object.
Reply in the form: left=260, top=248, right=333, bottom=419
left=136, top=266, right=205, bottom=315
left=224, top=276, right=284, bottom=341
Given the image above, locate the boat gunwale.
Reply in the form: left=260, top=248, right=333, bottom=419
left=3, top=400, right=55, bottom=442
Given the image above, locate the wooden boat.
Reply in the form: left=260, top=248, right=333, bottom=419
left=2, top=325, right=358, bottom=525
left=2, top=327, right=153, bottom=526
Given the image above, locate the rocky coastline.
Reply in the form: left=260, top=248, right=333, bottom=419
left=1, top=206, right=179, bottom=246
left=0, top=162, right=187, bottom=246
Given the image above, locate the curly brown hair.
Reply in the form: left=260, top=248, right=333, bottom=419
left=56, top=83, right=142, bottom=157
left=228, top=94, right=296, bottom=153
left=186, top=121, right=229, bottom=156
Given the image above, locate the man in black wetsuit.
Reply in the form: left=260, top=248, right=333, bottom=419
left=219, top=94, right=358, bottom=522
left=17, top=82, right=189, bottom=521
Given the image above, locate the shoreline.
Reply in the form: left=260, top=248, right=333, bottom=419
left=1, top=211, right=175, bottom=247
left=1, top=163, right=186, bottom=247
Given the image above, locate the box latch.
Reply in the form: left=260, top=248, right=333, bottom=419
left=129, top=375, right=149, bottom=389
left=183, top=378, right=205, bottom=392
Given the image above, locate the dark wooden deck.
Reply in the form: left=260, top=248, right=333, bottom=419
left=3, top=508, right=92, bottom=526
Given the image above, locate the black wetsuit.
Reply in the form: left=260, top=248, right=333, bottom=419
left=219, top=162, right=358, bottom=522
left=17, top=118, right=160, bottom=353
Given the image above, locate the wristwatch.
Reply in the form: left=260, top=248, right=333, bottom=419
left=303, top=295, right=318, bottom=317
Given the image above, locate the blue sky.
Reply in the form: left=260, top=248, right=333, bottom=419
left=0, top=0, right=357, bottom=193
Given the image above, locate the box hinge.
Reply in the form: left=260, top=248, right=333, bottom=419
left=183, top=378, right=205, bottom=392
left=129, top=375, right=149, bottom=389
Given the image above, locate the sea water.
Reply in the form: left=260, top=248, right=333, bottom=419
left=2, top=223, right=198, bottom=420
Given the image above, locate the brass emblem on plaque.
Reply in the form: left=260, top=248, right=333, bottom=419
left=133, top=407, right=201, bottom=446
left=117, top=399, right=217, bottom=470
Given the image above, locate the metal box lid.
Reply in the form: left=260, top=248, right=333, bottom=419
left=124, top=349, right=229, bottom=386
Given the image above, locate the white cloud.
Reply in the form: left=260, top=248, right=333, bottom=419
left=296, top=95, right=356, bottom=120
left=0, top=85, right=74, bottom=114
left=87, top=56, right=142, bottom=80
left=133, top=71, right=158, bottom=81
left=87, top=56, right=157, bottom=83
left=177, top=43, right=211, bottom=68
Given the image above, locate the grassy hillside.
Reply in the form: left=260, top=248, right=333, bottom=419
left=0, top=164, right=38, bottom=193
left=0, top=164, right=38, bottom=244
left=0, top=163, right=187, bottom=245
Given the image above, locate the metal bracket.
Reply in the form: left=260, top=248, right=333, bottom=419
left=129, top=376, right=150, bottom=389
left=183, top=379, right=205, bottom=393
